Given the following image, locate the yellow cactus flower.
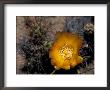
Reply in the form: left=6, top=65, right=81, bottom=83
left=49, top=32, right=83, bottom=70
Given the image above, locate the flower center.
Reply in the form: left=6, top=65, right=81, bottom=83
left=58, top=44, right=73, bottom=60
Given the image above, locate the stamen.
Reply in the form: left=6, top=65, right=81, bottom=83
left=58, top=44, right=73, bottom=60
